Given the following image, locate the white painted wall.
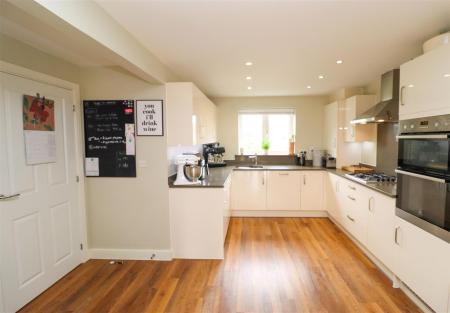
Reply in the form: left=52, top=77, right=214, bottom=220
left=80, top=67, right=171, bottom=252
left=213, top=96, right=329, bottom=159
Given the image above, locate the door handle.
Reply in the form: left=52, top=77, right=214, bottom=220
left=394, top=226, right=400, bottom=245
left=278, top=173, right=289, bottom=176
left=0, top=194, right=20, bottom=201
left=346, top=215, right=355, bottom=222
left=262, top=175, right=265, bottom=185
left=347, top=195, right=356, bottom=201
left=368, top=197, right=374, bottom=212
left=303, top=176, right=306, bottom=185
left=348, top=185, right=356, bottom=190
left=400, top=86, right=405, bottom=106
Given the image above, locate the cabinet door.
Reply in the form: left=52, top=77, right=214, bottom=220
left=300, top=171, right=324, bottom=211
left=395, top=217, right=450, bottom=313
left=267, top=171, right=301, bottom=210
left=366, top=192, right=397, bottom=272
left=325, top=173, right=339, bottom=220
left=400, top=44, right=450, bottom=120
left=231, top=171, right=266, bottom=210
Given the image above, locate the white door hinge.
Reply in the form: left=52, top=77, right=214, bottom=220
left=73, top=105, right=76, bottom=112
left=76, top=175, right=80, bottom=183
left=80, top=243, right=83, bottom=250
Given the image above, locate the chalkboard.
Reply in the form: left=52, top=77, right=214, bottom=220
left=83, top=100, right=136, bottom=177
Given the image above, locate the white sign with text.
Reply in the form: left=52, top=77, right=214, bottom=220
left=136, top=100, right=163, bottom=136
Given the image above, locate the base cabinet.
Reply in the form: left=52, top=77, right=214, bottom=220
left=267, top=171, right=301, bottom=210
left=232, top=170, right=324, bottom=212
left=394, top=217, right=450, bottom=313
left=366, top=193, right=397, bottom=272
left=327, top=172, right=450, bottom=313
left=231, top=171, right=267, bottom=210
left=300, top=171, right=324, bottom=211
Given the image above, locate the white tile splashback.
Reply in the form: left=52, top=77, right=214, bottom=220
left=167, top=144, right=202, bottom=176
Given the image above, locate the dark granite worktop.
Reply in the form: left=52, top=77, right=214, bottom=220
left=168, top=165, right=397, bottom=198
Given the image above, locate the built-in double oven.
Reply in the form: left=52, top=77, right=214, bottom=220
left=396, top=114, right=450, bottom=243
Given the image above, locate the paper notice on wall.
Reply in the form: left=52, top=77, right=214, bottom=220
left=24, top=130, right=56, bottom=165
left=125, top=123, right=135, bottom=156
left=85, top=157, right=99, bottom=176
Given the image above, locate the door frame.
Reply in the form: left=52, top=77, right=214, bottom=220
left=0, top=61, right=88, bottom=311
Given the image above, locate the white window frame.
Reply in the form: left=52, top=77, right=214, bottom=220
left=238, top=108, right=296, bottom=155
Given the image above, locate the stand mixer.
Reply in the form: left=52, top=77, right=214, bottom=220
left=174, top=154, right=203, bottom=185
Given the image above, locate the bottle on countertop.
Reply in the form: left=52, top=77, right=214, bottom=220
left=289, top=135, right=295, bottom=156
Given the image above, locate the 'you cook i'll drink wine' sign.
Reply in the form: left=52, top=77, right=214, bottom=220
left=136, top=100, right=164, bottom=136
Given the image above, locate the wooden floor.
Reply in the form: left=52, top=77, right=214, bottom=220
left=19, top=218, right=421, bottom=313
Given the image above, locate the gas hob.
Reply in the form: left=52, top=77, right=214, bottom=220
left=345, top=173, right=397, bottom=184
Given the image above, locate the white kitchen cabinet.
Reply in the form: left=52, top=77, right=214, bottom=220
left=166, top=82, right=217, bottom=146
left=399, top=44, right=450, bottom=120
left=343, top=95, right=377, bottom=142
left=325, top=173, right=339, bottom=221
left=394, top=216, right=450, bottom=313
left=323, top=101, right=338, bottom=157
left=169, top=186, right=230, bottom=259
left=366, top=192, right=397, bottom=272
left=231, top=170, right=267, bottom=210
left=223, top=176, right=231, bottom=242
left=300, top=171, right=324, bottom=211
left=339, top=180, right=369, bottom=246
left=267, top=171, right=301, bottom=210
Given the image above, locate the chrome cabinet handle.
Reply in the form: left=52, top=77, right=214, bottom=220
left=279, top=173, right=289, bottom=176
left=400, top=86, right=405, bottom=106
left=348, top=185, right=356, bottom=190
left=394, top=226, right=400, bottom=245
left=335, top=181, right=339, bottom=192
left=368, top=197, right=374, bottom=212
left=346, top=215, right=355, bottom=222
left=347, top=195, right=356, bottom=201
left=0, top=194, right=20, bottom=201
left=262, top=175, right=265, bottom=185
left=303, top=176, right=306, bottom=185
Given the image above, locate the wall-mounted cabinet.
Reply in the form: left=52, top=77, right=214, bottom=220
left=399, top=44, right=450, bottom=120
left=166, top=82, right=217, bottom=146
left=343, top=95, right=377, bottom=142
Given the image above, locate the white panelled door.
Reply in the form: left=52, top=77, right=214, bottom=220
left=0, top=72, right=82, bottom=313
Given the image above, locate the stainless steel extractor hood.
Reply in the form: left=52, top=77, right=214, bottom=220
left=351, top=69, right=400, bottom=124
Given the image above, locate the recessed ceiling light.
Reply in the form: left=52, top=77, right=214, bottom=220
left=336, top=60, right=343, bottom=64
left=408, top=84, right=414, bottom=88
left=307, top=85, right=312, bottom=89
left=318, top=75, right=325, bottom=79
left=246, top=76, right=252, bottom=80
left=444, top=73, right=450, bottom=78
left=245, top=62, right=253, bottom=66
left=247, top=86, right=252, bottom=90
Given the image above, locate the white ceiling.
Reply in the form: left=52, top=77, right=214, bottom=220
left=96, top=0, right=450, bottom=97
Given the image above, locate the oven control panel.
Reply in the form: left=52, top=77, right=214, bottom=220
left=400, top=114, right=450, bottom=133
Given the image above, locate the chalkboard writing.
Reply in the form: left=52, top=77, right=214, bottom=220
left=84, top=100, right=136, bottom=177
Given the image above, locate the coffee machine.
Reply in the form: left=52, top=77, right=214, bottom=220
left=203, top=142, right=226, bottom=175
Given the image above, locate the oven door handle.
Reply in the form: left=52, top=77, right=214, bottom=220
left=395, top=169, right=446, bottom=183
left=396, top=134, right=449, bottom=140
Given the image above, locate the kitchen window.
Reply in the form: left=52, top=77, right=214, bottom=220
left=238, top=109, right=296, bottom=155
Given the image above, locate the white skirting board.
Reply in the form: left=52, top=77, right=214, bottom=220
left=231, top=210, right=328, bottom=217
left=88, top=249, right=173, bottom=261
left=328, top=215, right=434, bottom=313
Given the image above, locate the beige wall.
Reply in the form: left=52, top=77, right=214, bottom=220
left=213, top=96, right=329, bottom=159
left=2, top=35, right=171, bottom=252
left=80, top=67, right=170, bottom=250
left=0, top=33, right=80, bottom=83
